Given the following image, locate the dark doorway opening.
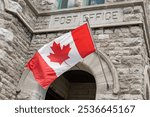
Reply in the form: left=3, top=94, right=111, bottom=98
left=45, top=88, right=64, bottom=100
left=45, top=70, right=96, bottom=100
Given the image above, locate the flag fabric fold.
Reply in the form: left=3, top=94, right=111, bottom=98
left=26, top=23, right=95, bottom=89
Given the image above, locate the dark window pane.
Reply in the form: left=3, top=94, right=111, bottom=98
left=68, top=0, right=75, bottom=8
left=89, top=0, right=104, bottom=5
left=96, top=0, right=105, bottom=4
left=61, top=0, right=68, bottom=8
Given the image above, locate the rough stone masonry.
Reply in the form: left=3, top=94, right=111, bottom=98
left=0, top=0, right=150, bottom=100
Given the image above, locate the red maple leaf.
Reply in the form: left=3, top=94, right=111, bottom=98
left=47, top=42, right=71, bottom=65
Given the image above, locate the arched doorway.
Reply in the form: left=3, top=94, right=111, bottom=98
left=45, top=70, right=96, bottom=100
left=17, top=52, right=119, bottom=100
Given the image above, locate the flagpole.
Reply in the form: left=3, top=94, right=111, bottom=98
left=85, top=16, right=110, bottom=90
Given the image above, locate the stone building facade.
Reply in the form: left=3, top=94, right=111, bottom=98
left=0, top=0, right=150, bottom=100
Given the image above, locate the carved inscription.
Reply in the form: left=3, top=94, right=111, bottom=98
left=54, top=15, right=78, bottom=24
left=50, top=9, right=123, bottom=30
left=82, top=11, right=119, bottom=22
left=50, top=13, right=80, bottom=28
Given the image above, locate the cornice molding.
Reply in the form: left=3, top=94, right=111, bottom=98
left=3, top=0, right=147, bottom=33
left=4, top=0, right=150, bottom=57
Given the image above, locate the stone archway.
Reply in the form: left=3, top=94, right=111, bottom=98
left=17, top=51, right=119, bottom=100
left=45, top=70, right=96, bottom=100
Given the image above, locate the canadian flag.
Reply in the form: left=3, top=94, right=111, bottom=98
left=26, top=23, right=95, bottom=89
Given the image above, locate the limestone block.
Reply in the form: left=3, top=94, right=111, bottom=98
left=123, top=38, right=142, bottom=47
left=120, top=27, right=130, bottom=33
left=6, top=67, right=18, bottom=78
left=3, top=84, right=14, bottom=94
left=109, top=42, right=123, bottom=47
left=111, top=59, right=121, bottom=65
left=47, top=34, right=57, bottom=40
left=121, top=55, right=143, bottom=67
left=0, top=49, right=6, bottom=59
left=99, top=42, right=109, bottom=48
left=117, top=68, right=129, bottom=75
left=98, top=34, right=110, bottom=40
left=134, top=6, right=143, bottom=13
left=119, top=88, right=130, bottom=94
left=95, top=42, right=100, bottom=48
left=0, top=40, right=13, bottom=54
left=130, top=26, right=143, bottom=36
left=56, top=33, right=64, bottom=37
left=129, top=67, right=143, bottom=74
left=0, top=28, right=14, bottom=42
left=123, top=14, right=136, bottom=22
left=130, top=85, right=142, bottom=95
left=1, top=78, right=10, bottom=86
left=131, top=79, right=143, bottom=85
left=114, top=29, right=123, bottom=37
left=34, top=34, right=47, bottom=39
left=93, top=35, right=98, bottom=40
left=119, top=94, right=143, bottom=100
left=96, top=94, right=119, bottom=100
left=95, top=29, right=103, bottom=35
left=0, top=94, right=9, bottom=100
left=0, top=0, right=4, bottom=11
left=104, top=29, right=114, bottom=34
left=2, top=75, right=18, bottom=88
left=129, top=47, right=141, bottom=55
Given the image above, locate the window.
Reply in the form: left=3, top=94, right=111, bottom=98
left=58, top=0, right=76, bottom=9
left=58, top=0, right=67, bottom=9
left=88, top=0, right=105, bottom=5
left=58, top=0, right=105, bottom=9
